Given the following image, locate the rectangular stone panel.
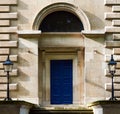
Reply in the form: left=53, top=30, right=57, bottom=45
left=113, top=34, right=120, bottom=40
left=0, top=6, right=10, bottom=12
left=116, top=62, right=120, bottom=68
left=0, top=34, right=9, bottom=40
left=112, top=6, right=120, bottom=12
left=114, top=77, right=120, bottom=83
left=0, top=48, right=9, bottom=54
left=0, top=20, right=10, bottom=26
left=0, top=91, right=6, bottom=98
left=0, top=0, right=17, bottom=5
left=112, top=20, right=120, bottom=26
left=105, top=69, right=120, bottom=76
left=0, top=13, right=17, bottom=19
left=0, top=41, right=17, bottom=47
left=0, top=69, right=17, bottom=76
left=0, top=77, right=7, bottom=83
left=0, top=27, right=17, bottom=33
left=106, top=41, right=120, bottom=47
left=113, top=48, right=120, bottom=54
left=105, top=26, right=120, bottom=33
left=115, top=91, right=120, bottom=97
left=0, top=83, right=17, bottom=91
left=105, top=83, right=120, bottom=91
left=105, top=12, right=120, bottom=19
left=105, top=54, right=120, bottom=61
left=105, top=0, right=120, bottom=5
left=0, top=55, right=17, bottom=62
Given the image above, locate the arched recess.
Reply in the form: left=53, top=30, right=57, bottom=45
left=33, top=2, right=91, bottom=31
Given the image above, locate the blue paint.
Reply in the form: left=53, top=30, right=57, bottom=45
left=50, top=60, right=73, bottom=104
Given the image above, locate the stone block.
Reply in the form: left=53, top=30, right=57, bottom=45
left=114, top=91, right=120, bottom=97
left=0, top=13, right=17, bottom=19
left=0, top=77, right=7, bottom=83
left=112, top=20, right=120, bottom=26
left=0, top=69, right=18, bottom=76
left=0, top=55, right=18, bottom=62
left=0, top=48, right=9, bottom=54
left=106, top=41, right=120, bottom=47
left=0, top=91, right=6, bottom=98
left=0, top=20, right=10, bottom=26
left=0, top=34, right=9, bottom=40
left=0, top=27, right=17, bottom=33
left=113, top=48, right=120, bottom=54
left=105, top=0, right=120, bottom=5
left=105, top=83, right=120, bottom=91
left=105, top=26, right=120, bottom=33
left=116, top=62, right=120, bottom=68
left=105, top=54, right=120, bottom=61
left=0, top=83, right=18, bottom=91
left=113, top=34, right=120, bottom=40
left=0, top=0, right=17, bottom=5
left=0, top=6, right=10, bottom=12
left=0, top=41, right=17, bottom=47
left=105, top=12, right=120, bottom=19
left=105, top=69, right=120, bottom=76
left=114, top=77, right=120, bottom=83
left=112, top=6, right=120, bottom=12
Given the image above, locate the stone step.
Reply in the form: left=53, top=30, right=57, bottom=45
left=29, top=107, right=93, bottom=114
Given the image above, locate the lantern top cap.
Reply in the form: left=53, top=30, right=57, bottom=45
left=108, top=55, right=117, bottom=65
left=3, top=55, right=13, bottom=65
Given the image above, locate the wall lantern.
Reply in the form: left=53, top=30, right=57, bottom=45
left=108, top=55, right=117, bottom=101
left=3, top=55, right=13, bottom=101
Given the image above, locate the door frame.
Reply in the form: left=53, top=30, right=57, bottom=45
left=42, top=52, right=81, bottom=106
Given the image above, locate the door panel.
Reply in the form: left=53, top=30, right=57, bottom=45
left=50, top=60, right=73, bottom=104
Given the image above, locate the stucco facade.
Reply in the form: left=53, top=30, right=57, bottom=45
left=0, top=0, right=119, bottom=108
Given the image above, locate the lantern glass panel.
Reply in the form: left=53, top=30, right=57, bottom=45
left=3, top=64, right=13, bottom=72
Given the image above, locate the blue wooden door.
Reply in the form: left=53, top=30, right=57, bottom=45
left=50, top=60, right=73, bottom=104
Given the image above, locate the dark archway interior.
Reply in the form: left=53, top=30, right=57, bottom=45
left=39, top=11, right=84, bottom=32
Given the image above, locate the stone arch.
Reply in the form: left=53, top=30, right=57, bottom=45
left=33, top=2, right=91, bottom=31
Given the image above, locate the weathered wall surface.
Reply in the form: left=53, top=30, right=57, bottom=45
left=0, top=0, right=118, bottom=106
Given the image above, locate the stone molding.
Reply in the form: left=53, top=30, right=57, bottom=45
left=33, top=2, right=91, bottom=31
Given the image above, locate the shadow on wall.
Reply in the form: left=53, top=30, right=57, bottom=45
left=84, top=11, right=105, bottom=30
left=18, top=0, right=29, bottom=26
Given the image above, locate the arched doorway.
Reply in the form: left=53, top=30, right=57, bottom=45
left=36, top=3, right=89, bottom=106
